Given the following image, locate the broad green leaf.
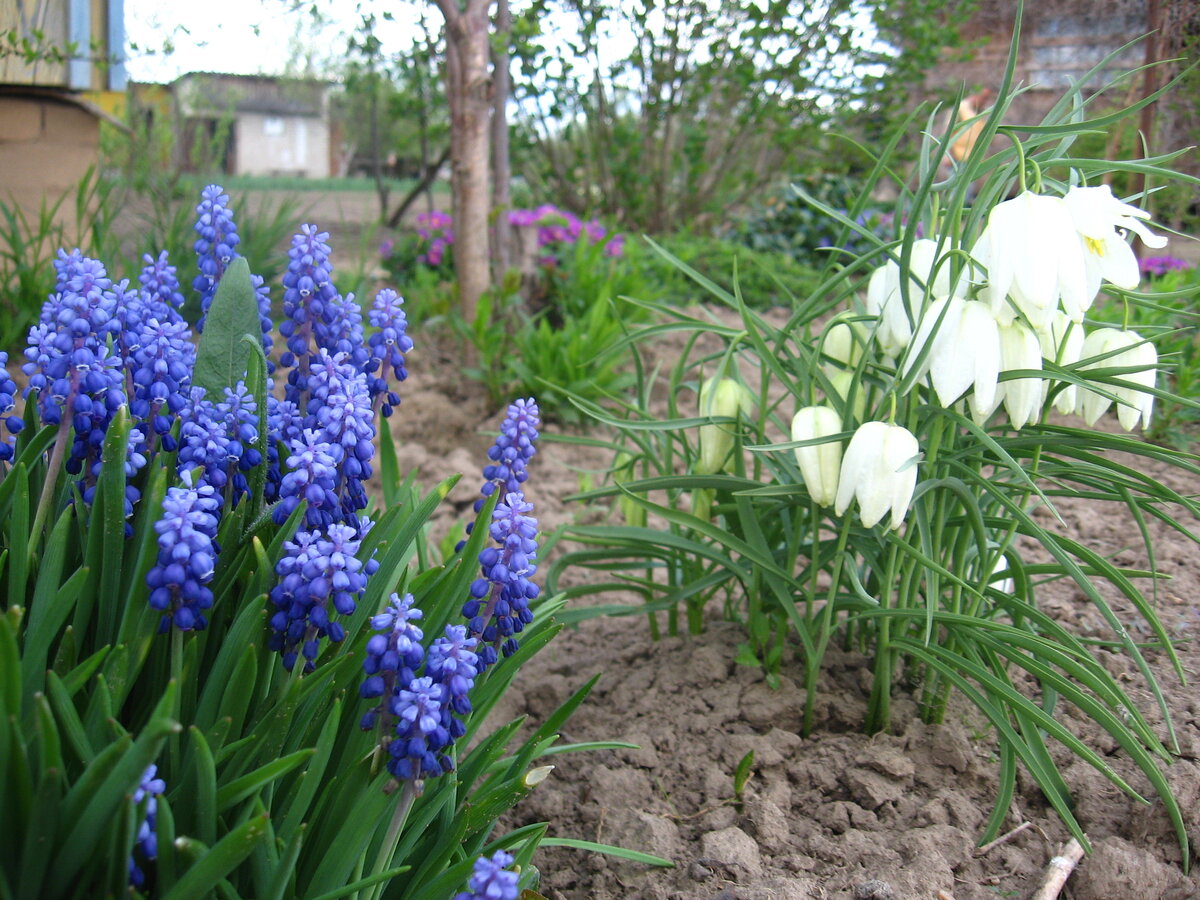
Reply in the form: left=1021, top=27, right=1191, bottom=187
left=192, top=257, right=262, bottom=399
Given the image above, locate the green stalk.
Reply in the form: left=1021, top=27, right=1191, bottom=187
left=865, top=540, right=901, bottom=734
left=363, top=779, right=418, bottom=900
left=803, top=518, right=853, bottom=737
left=29, top=413, right=72, bottom=547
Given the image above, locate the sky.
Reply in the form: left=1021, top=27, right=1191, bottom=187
left=123, top=0, right=426, bottom=83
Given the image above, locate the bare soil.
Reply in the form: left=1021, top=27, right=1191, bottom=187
left=386, top=317, right=1200, bottom=900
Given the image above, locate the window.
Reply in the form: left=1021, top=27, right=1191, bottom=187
left=263, top=116, right=285, bottom=136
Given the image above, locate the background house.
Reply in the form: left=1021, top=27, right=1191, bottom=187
left=1, top=0, right=127, bottom=243
left=170, top=73, right=334, bottom=179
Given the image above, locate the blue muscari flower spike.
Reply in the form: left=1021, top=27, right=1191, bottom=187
left=128, top=317, right=194, bottom=451
left=428, top=624, right=479, bottom=720
left=388, top=675, right=451, bottom=779
left=146, top=474, right=221, bottom=631
left=452, top=851, right=519, bottom=900
left=269, top=521, right=370, bottom=672
left=193, top=184, right=241, bottom=328
left=265, top=397, right=304, bottom=502
left=459, top=398, right=540, bottom=550
left=0, top=352, right=24, bottom=462
left=139, top=250, right=186, bottom=320
left=128, top=764, right=166, bottom=889
left=359, top=592, right=425, bottom=729
left=312, top=361, right=374, bottom=532
left=279, top=224, right=339, bottom=407
left=365, top=288, right=414, bottom=417
left=177, top=383, right=260, bottom=502
left=463, top=491, right=539, bottom=669
left=273, top=427, right=340, bottom=530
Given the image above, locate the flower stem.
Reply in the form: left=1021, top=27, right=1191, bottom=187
left=802, top=518, right=853, bottom=737
left=363, top=779, right=419, bottom=900
left=29, top=414, right=72, bottom=547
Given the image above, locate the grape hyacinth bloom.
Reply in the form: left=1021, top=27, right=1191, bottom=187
left=269, top=522, right=371, bottom=672
left=177, top=384, right=261, bottom=501
left=279, top=224, right=341, bottom=407
left=193, top=184, right=241, bottom=326
left=460, top=398, right=540, bottom=548
left=452, top=851, right=519, bottom=900
left=366, top=288, right=414, bottom=417
left=273, top=428, right=341, bottom=530
left=127, top=317, right=194, bottom=451
left=0, top=352, right=24, bottom=462
left=463, top=491, right=539, bottom=669
left=128, top=765, right=166, bottom=889
left=359, top=592, right=426, bottom=730
left=146, top=475, right=221, bottom=631
left=138, top=250, right=186, bottom=323
left=387, top=676, right=451, bottom=779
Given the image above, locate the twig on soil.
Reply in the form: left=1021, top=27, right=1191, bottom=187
left=973, top=821, right=1033, bottom=856
left=1030, top=838, right=1086, bottom=900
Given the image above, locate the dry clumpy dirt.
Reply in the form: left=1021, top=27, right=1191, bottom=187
left=387, top=321, right=1200, bottom=900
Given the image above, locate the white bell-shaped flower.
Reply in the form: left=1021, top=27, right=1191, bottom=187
left=904, top=296, right=1001, bottom=411
left=1064, top=185, right=1167, bottom=300
left=791, top=406, right=843, bottom=507
left=865, top=239, right=967, bottom=358
left=697, top=377, right=755, bottom=474
left=1078, top=329, right=1157, bottom=431
left=1038, top=311, right=1085, bottom=415
left=972, top=191, right=1091, bottom=328
left=819, top=318, right=866, bottom=377
left=993, top=319, right=1043, bottom=429
left=834, top=421, right=920, bottom=531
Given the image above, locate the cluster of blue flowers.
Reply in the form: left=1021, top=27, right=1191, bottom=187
left=358, top=400, right=540, bottom=784
left=146, top=474, right=221, bottom=631
left=0, top=352, right=25, bottom=462
left=459, top=399, right=541, bottom=669
left=359, top=591, right=482, bottom=780
left=453, top=851, right=520, bottom=900
left=128, top=765, right=166, bottom=889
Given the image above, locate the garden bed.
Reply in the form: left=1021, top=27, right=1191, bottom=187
left=388, top=316, right=1200, bottom=900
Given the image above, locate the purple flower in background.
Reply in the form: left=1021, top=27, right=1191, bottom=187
left=193, top=185, right=241, bottom=326
left=1140, top=255, right=1192, bottom=277
left=128, top=764, right=166, bottom=888
left=453, top=851, right=519, bottom=900
left=146, top=475, right=221, bottom=631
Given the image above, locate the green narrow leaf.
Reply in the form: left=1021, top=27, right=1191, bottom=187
left=190, top=725, right=219, bottom=846
left=538, top=838, right=674, bottom=867
left=7, top=462, right=30, bottom=605
left=192, top=257, right=261, bottom=398
left=216, top=749, right=314, bottom=811
left=378, top=415, right=402, bottom=509
left=96, top=407, right=131, bottom=646
left=20, top=508, right=78, bottom=707
left=16, top=766, right=62, bottom=900
left=159, top=813, right=269, bottom=900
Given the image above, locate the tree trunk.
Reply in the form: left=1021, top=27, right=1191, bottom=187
left=436, top=0, right=492, bottom=325
left=490, top=0, right=514, bottom=277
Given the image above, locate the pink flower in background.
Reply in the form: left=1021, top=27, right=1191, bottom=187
left=1139, top=255, right=1192, bottom=277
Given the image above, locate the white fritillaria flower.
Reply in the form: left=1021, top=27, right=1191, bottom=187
left=819, top=318, right=866, bottom=376
left=905, top=296, right=1001, bottom=411
left=972, top=191, right=1091, bottom=328
left=696, top=377, right=755, bottom=474
left=791, top=406, right=843, bottom=507
left=991, top=319, right=1043, bottom=429
left=1039, top=311, right=1085, bottom=415
left=834, top=422, right=920, bottom=531
left=865, top=239, right=967, bottom=358
left=1065, top=185, right=1168, bottom=300
left=1078, top=329, right=1157, bottom=431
